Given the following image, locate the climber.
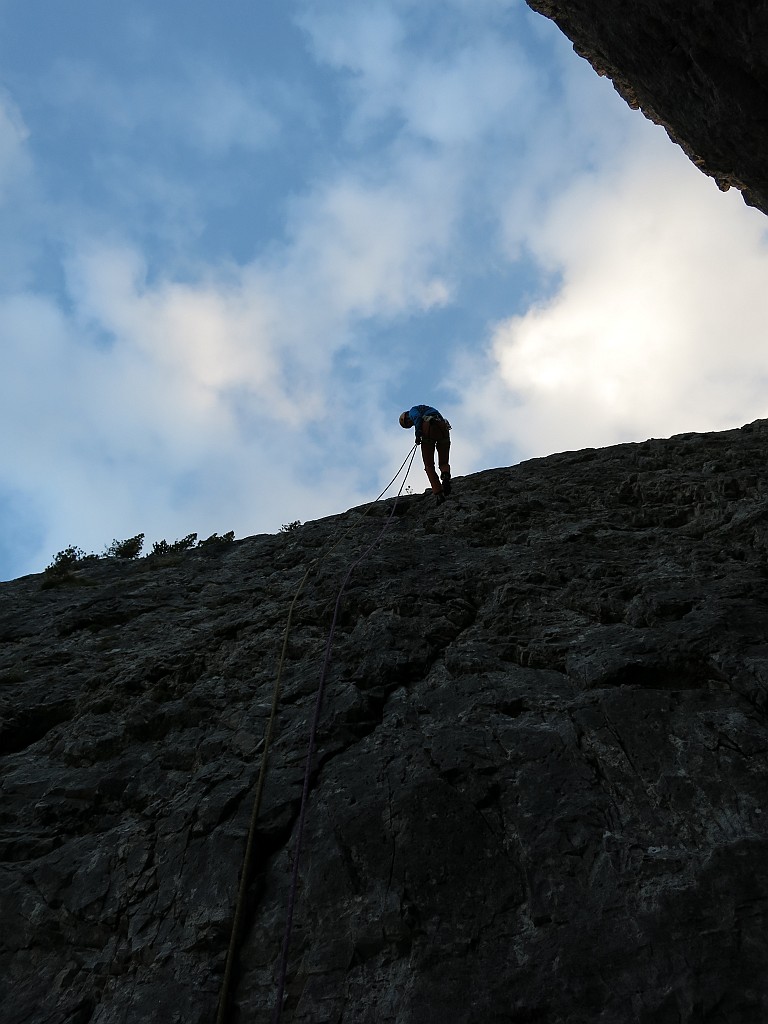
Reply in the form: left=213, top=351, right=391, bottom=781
left=399, top=405, right=452, bottom=504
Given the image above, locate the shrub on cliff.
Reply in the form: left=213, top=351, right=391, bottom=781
left=104, top=533, right=145, bottom=559
left=150, top=533, right=198, bottom=556
left=197, top=531, right=235, bottom=548
left=46, top=545, right=88, bottom=575
left=42, top=545, right=97, bottom=588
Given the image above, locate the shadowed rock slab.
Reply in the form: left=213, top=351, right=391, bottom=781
left=2, top=421, right=768, bottom=1022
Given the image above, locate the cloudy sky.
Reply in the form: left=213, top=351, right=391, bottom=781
left=2, top=0, right=767, bottom=580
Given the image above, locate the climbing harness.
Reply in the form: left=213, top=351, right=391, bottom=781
left=216, top=444, right=418, bottom=1024
left=421, top=413, right=451, bottom=440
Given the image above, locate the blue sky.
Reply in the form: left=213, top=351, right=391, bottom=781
left=2, top=0, right=768, bottom=580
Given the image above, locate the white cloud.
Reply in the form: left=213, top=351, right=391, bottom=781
left=62, top=243, right=293, bottom=431
left=452, top=126, right=768, bottom=465
left=274, top=156, right=457, bottom=320
left=0, top=261, right=368, bottom=575
left=296, top=0, right=539, bottom=146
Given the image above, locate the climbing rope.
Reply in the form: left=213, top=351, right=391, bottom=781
left=215, top=445, right=418, bottom=1024
left=272, top=444, right=418, bottom=1022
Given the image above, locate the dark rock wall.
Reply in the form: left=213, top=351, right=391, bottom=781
left=3, top=421, right=768, bottom=1022
left=526, top=0, right=768, bottom=216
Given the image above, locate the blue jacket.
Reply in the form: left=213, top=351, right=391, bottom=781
left=409, top=405, right=442, bottom=442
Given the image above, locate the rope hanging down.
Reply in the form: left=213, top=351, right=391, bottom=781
left=272, top=443, right=418, bottom=1022
left=215, top=444, right=418, bottom=1024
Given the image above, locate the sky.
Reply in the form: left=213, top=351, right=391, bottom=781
left=1, top=0, right=768, bottom=580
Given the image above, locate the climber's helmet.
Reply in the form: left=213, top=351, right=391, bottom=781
left=399, top=411, right=412, bottom=428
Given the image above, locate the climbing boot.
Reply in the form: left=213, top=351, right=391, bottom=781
left=435, top=492, right=446, bottom=506
left=441, top=473, right=452, bottom=496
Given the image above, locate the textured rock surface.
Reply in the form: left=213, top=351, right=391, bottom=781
left=526, top=0, right=768, bottom=216
left=3, top=422, right=768, bottom=1022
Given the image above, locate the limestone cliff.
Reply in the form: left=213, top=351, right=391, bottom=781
left=2, top=422, right=768, bottom=1022
left=526, top=0, right=768, bottom=216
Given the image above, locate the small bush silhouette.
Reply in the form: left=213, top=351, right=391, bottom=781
left=45, top=545, right=88, bottom=575
left=42, top=545, right=97, bottom=587
left=105, top=533, right=145, bottom=559
left=197, top=531, right=235, bottom=548
left=280, top=521, right=302, bottom=533
left=151, top=533, right=198, bottom=556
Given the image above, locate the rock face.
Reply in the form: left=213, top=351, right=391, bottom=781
left=3, top=422, right=768, bottom=1022
left=526, top=0, right=768, bottom=216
